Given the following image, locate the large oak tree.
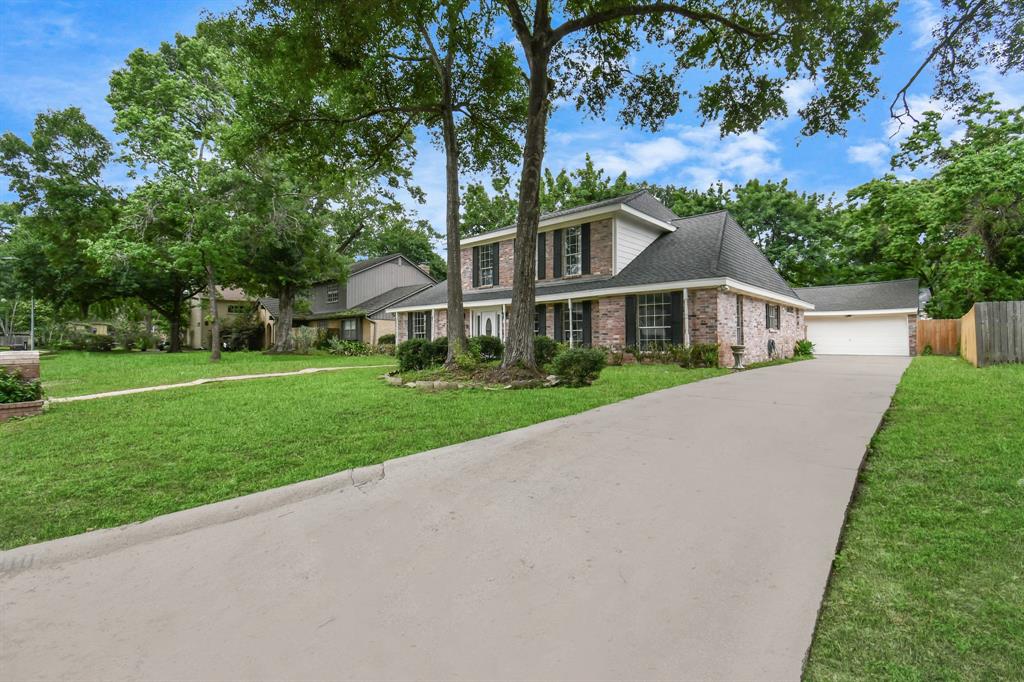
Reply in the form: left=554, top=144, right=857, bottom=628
left=495, top=0, right=897, bottom=370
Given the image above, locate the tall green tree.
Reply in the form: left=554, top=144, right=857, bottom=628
left=219, top=0, right=525, bottom=365
left=497, top=0, right=898, bottom=370
left=0, top=108, right=120, bottom=315
left=107, top=34, right=237, bottom=358
left=842, top=97, right=1024, bottom=317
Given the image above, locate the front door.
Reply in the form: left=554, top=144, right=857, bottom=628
left=474, top=310, right=502, bottom=340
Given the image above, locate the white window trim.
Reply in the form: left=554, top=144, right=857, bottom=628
left=637, top=292, right=671, bottom=350
left=326, top=283, right=340, bottom=304
left=479, top=245, right=495, bottom=287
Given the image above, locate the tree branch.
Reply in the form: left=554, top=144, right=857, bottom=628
left=889, top=0, right=988, bottom=128
left=550, top=2, right=775, bottom=45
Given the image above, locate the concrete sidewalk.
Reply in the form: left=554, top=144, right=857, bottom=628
left=0, top=356, right=909, bottom=681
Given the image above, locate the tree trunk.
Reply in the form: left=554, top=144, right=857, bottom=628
left=272, top=284, right=295, bottom=353
left=502, top=43, right=551, bottom=371
left=441, top=104, right=467, bottom=366
left=206, top=264, right=221, bottom=362
left=168, top=295, right=183, bottom=353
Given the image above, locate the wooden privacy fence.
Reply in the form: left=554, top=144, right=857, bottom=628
left=917, top=319, right=961, bottom=355
left=960, top=301, right=1024, bottom=367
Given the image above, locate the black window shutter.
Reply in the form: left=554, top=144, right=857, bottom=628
left=581, top=223, right=591, bottom=275
left=625, top=295, right=637, bottom=347
left=425, top=311, right=432, bottom=340
left=406, top=313, right=414, bottom=340
left=765, top=303, right=770, bottom=327
left=537, top=232, right=546, bottom=279
left=670, top=292, right=684, bottom=345
left=582, top=300, right=592, bottom=347
left=535, top=304, right=546, bottom=336
left=553, top=303, right=563, bottom=340
left=492, top=242, right=500, bottom=285
left=472, top=246, right=480, bottom=287
left=553, top=230, right=563, bottom=278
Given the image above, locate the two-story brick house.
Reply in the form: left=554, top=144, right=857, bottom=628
left=387, top=190, right=812, bottom=366
left=290, top=254, right=436, bottom=344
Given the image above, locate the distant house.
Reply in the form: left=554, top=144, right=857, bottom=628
left=187, top=287, right=276, bottom=350
left=69, top=320, right=114, bottom=336
left=287, top=254, right=436, bottom=344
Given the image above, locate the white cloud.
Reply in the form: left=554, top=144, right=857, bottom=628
left=907, top=0, right=941, bottom=50
left=782, top=78, right=816, bottom=116
left=847, top=142, right=892, bottom=170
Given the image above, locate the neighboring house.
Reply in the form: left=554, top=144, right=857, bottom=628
left=387, top=190, right=811, bottom=367
left=795, top=279, right=920, bottom=356
left=69, top=321, right=113, bottom=336
left=187, top=287, right=276, bottom=350
left=289, top=254, right=436, bottom=344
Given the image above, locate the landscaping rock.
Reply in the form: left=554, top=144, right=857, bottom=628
left=385, top=375, right=403, bottom=386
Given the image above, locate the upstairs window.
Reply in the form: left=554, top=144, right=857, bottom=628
left=326, top=283, right=340, bottom=304
left=479, top=244, right=495, bottom=286
left=563, top=226, right=582, bottom=277
left=766, top=303, right=781, bottom=330
left=226, top=304, right=248, bottom=314
left=637, top=293, right=671, bottom=350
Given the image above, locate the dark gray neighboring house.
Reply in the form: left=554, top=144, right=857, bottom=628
left=271, top=254, right=436, bottom=344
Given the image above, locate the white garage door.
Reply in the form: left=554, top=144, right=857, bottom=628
left=806, top=315, right=910, bottom=356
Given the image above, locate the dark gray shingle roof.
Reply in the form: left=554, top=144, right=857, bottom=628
left=795, top=279, right=920, bottom=311
left=470, top=189, right=676, bottom=239
left=258, top=297, right=279, bottom=318
left=393, top=209, right=800, bottom=309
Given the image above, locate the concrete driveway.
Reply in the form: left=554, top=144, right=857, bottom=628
left=0, top=356, right=909, bottom=681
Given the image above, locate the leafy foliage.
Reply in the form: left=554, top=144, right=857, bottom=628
left=794, top=339, right=815, bottom=357
left=551, top=347, right=607, bottom=387
left=326, top=338, right=372, bottom=356
left=533, top=335, right=561, bottom=367
left=468, top=334, right=503, bottom=361
left=0, top=368, right=43, bottom=404
left=396, top=337, right=448, bottom=371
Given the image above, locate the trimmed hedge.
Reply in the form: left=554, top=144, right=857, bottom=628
left=396, top=337, right=448, bottom=371
left=468, top=335, right=503, bottom=361
left=551, top=347, right=607, bottom=387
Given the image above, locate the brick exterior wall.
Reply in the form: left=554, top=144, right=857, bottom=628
left=461, top=218, right=615, bottom=292
left=714, top=291, right=805, bottom=366
left=399, top=287, right=808, bottom=369
left=689, top=289, right=720, bottom=345
left=908, top=314, right=918, bottom=355
left=592, top=296, right=625, bottom=348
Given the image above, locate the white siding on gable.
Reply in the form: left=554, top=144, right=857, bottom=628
left=614, top=215, right=662, bottom=274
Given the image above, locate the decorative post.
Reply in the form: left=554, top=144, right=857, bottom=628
left=731, top=344, right=746, bottom=369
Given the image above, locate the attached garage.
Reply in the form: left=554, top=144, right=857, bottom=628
left=795, top=279, right=920, bottom=357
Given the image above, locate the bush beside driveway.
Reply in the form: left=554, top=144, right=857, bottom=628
left=806, top=357, right=1024, bottom=679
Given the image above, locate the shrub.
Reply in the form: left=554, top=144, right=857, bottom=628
left=84, top=334, right=116, bottom=352
left=551, top=347, right=607, bottom=387
left=374, top=343, right=396, bottom=356
left=290, top=327, right=320, bottom=354
left=378, top=333, right=395, bottom=345
left=534, top=335, right=561, bottom=367
left=794, top=339, right=815, bottom=358
left=688, top=343, right=720, bottom=368
left=327, top=338, right=371, bottom=356
left=0, top=368, right=43, bottom=404
left=396, top=337, right=447, bottom=371
left=468, top=334, right=504, bottom=361
left=922, top=343, right=933, bottom=356
left=454, top=352, right=478, bottom=371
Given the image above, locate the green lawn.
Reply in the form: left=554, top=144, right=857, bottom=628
left=39, top=350, right=395, bottom=398
left=0, top=362, right=726, bottom=548
left=806, top=357, right=1024, bottom=680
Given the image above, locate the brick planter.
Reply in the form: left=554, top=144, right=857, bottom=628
left=0, top=400, right=44, bottom=422
left=0, top=351, right=40, bottom=380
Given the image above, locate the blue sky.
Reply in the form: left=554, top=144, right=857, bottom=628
left=2, top=0, right=1021, bottom=241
